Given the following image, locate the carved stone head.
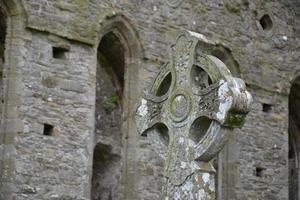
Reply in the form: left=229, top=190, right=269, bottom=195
left=135, top=30, right=252, bottom=186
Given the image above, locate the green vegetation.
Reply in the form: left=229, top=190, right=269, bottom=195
left=103, top=94, right=119, bottom=113
left=224, top=2, right=241, bottom=14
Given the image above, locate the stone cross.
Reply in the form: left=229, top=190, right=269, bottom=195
left=135, top=30, right=252, bottom=199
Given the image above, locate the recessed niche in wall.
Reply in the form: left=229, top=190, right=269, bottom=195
left=52, top=46, right=68, bottom=59
left=255, top=167, right=264, bottom=177
left=259, top=14, right=273, bottom=31
left=262, top=103, right=272, bottom=113
left=43, top=123, right=54, bottom=136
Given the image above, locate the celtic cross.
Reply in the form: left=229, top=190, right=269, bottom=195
left=135, top=31, right=252, bottom=199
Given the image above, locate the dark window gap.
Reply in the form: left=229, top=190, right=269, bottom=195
left=259, top=14, right=273, bottom=31
left=52, top=47, right=68, bottom=59
left=43, top=124, right=54, bottom=136
left=262, top=103, right=272, bottom=113
left=255, top=167, right=264, bottom=177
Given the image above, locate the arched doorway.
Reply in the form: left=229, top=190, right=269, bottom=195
left=90, top=15, right=142, bottom=200
left=92, top=31, right=125, bottom=200
left=0, top=1, right=25, bottom=199
left=289, top=77, right=300, bottom=200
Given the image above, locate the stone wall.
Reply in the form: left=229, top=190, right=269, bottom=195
left=0, top=0, right=299, bottom=199
left=0, top=5, right=6, bottom=121
left=16, top=31, right=95, bottom=199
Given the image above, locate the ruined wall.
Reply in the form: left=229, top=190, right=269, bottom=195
left=0, top=0, right=299, bottom=199
left=16, top=31, right=95, bottom=199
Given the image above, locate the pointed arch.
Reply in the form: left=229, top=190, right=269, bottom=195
left=288, top=76, right=300, bottom=200
left=0, top=1, right=25, bottom=199
left=90, top=13, right=143, bottom=200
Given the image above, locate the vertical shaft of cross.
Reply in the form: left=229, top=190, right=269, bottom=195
left=162, top=162, right=216, bottom=200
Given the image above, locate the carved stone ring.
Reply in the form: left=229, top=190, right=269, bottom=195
left=135, top=31, right=252, bottom=186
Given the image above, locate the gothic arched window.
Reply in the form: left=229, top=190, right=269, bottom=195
left=289, top=77, right=300, bottom=200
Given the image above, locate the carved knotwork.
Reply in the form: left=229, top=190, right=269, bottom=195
left=135, top=31, right=252, bottom=188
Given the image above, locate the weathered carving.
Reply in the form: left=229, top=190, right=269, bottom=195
left=135, top=30, right=252, bottom=199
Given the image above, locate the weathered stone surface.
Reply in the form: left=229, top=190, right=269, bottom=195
left=135, top=30, right=252, bottom=199
left=0, top=0, right=298, bottom=200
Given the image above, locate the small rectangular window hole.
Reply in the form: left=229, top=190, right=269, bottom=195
left=52, top=47, right=68, bottom=59
left=262, top=103, right=272, bottom=113
left=43, top=124, right=54, bottom=136
left=255, top=167, right=264, bottom=177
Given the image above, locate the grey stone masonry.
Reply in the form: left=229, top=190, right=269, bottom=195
left=0, top=0, right=298, bottom=200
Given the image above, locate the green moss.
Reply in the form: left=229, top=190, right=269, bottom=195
left=224, top=113, right=246, bottom=127
left=103, top=94, right=119, bottom=113
left=257, top=0, right=266, bottom=9
left=260, top=62, right=273, bottom=70
left=196, top=4, right=208, bottom=13
left=224, top=2, right=241, bottom=14
left=256, top=0, right=274, bottom=9
left=252, top=9, right=258, bottom=16
left=76, top=0, right=88, bottom=9
left=110, top=94, right=119, bottom=104
left=103, top=101, right=115, bottom=113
